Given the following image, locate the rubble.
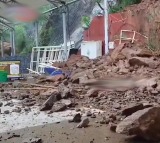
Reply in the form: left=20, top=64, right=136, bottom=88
left=1, top=41, right=160, bottom=141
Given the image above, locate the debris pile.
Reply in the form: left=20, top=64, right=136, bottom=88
left=1, top=42, right=160, bottom=141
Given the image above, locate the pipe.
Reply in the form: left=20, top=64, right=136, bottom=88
left=62, top=11, right=67, bottom=60
left=1, top=35, right=4, bottom=57
left=104, top=0, right=109, bottom=54
left=35, top=21, right=39, bottom=47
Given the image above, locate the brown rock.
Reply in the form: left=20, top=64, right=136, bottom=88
left=109, top=123, right=117, bottom=132
left=12, top=107, right=21, bottom=113
left=77, top=118, right=89, bottom=128
left=116, top=107, right=160, bottom=141
left=71, top=69, right=95, bottom=83
left=79, top=75, right=88, bottom=84
left=0, top=102, right=3, bottom=107
left=38, top=75, right=65, bottom=83
left=58, top=84, right=73, bottom=99
left=69, top=113, right=82, bottom=123
left=136, top=77, right=158, bottom=88
left=129, top=57, right=158, bottom=68
left=49, top=102, right=67, bottom=113
left=40, top=93, right=61, bottom=111
left=86, top=89, right=98, bottom=98
left=122, top=103, right=144, bottom=116
left=40, top=89, right=59, bottom=99
left=111, top=43, right=125, bottom=61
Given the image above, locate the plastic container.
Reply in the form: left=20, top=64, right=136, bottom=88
left=0, top=71, right=8, bottom=82
left=44, top=67, right=63, bottom=76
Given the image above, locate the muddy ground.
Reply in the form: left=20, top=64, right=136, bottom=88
left=0, top=120, right=149, bottom=143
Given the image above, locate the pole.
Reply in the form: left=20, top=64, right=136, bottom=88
left=104, top=0, right=109, bottom=54
left=62, top=11, right=67, bottom=60
left=1, top=35, right=4, bottom=57
left=10, top=30, right=13, bottom=56
left=35, top=21, right=39, bottom=47
left=12, top=30, right=15, bottom=55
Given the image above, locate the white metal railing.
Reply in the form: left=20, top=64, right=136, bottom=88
left=29, top=41, right=75, bottom=74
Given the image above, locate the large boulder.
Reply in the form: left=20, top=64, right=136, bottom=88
left=116, top=107, right=160, bottom=141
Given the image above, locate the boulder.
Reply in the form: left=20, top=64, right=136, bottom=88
left=77, top=118, right=89, bottom=128
left=129, top=57, right=158, bottom=68
left=40, top=93, right=61, bottom=111
left=110, top=43, right=126, bottom=61
left=116, top=107, right=160, bottom=141
left=71, top=69, right=95, bottom=83
left=49, top=102, right=67, bottom=113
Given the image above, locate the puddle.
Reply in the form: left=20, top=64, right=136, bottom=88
left=0, top=99, right=103, bottom=133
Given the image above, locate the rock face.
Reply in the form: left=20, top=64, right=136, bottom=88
left=116, top=107, right=160, bottom=141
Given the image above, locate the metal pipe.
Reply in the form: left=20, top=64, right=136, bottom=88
left=1, top=35, right=4, bottom=57
left=62, top=12, right=67, bottom=60
left=35, top=21, right=39, bottom=47
left=43, top=0, right=79, bottom=14
left=12, top=29, right=15, bottom=55
left=10, top=30, right=13, bottom=56
left=104, top=0, right=109, bottom=54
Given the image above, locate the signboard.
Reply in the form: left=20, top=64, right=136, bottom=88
left=0, top=61, right=21, bottom=78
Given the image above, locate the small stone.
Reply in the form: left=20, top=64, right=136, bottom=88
left=100, top=116, right=110, bottom=124
left=0, top=102, right=3, bottom=107
left=109, top=123, right=117, bottom=132
left=113, top=103, right=121, bottom=109
left=109, top=114, right=116, bottom=121
left=23, top=137, right=42, bottom=143
left=69, top=113, right=81, bottom=123
left=91, top=114, right=96, bottom=118
left=24, top=108, right=31, bottom=112
left=86, top=110, right=92, bottom=117
left=75, top=108, right=81, bottom=112
left=4, top=110, right=9, bottom=114
left=12, top=107, right=21, bottom=113
left=77, top=118, right=89, bottom=128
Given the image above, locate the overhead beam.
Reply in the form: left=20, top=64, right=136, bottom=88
left=0, top=0, right=20, bottom=5
left=43, top=0, right=79, bottom=14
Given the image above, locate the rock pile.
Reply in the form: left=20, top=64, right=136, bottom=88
left=1, top=42, right=160, bottom=141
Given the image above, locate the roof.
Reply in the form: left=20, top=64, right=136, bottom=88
left=0, top=0, right=72, bottom=31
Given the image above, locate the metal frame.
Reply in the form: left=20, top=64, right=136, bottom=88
left=0, top=0, right=79, bottom=58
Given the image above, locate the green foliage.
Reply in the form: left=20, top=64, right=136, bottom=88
left=109, top=0, right=142, bottom=13
left=81, top=16, right=91, bottom=29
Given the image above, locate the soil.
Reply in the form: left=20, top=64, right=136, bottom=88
left=0, top=120, right=147, bottom=143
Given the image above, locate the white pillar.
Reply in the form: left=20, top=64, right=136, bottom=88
left=62, top=12, right=67, bottom=60
left=104, top=0, right=109, bottom=54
